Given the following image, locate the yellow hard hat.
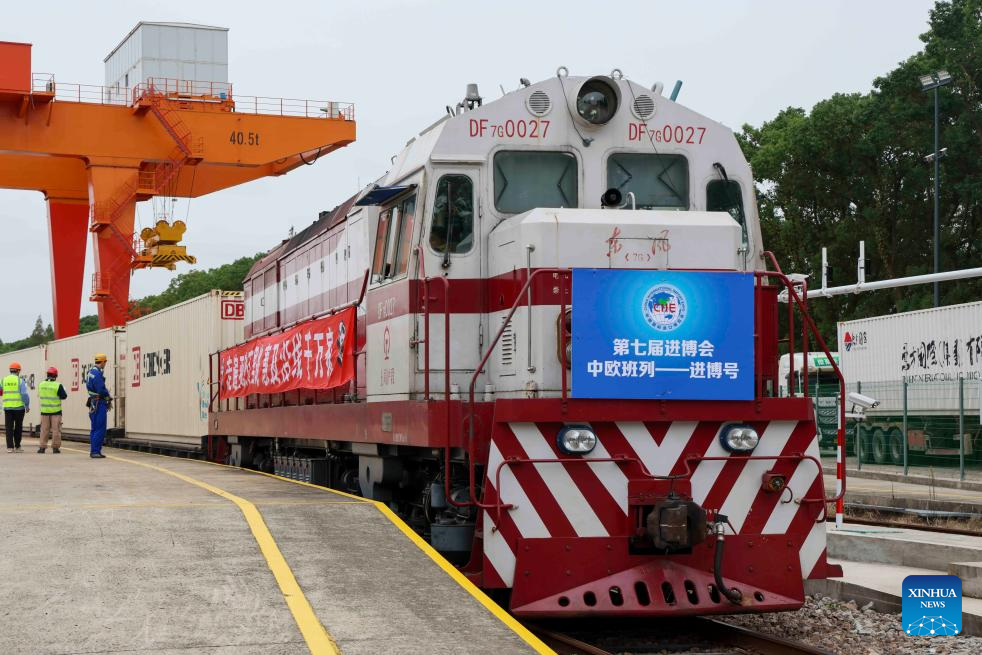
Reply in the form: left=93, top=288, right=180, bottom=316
left=94, top=353, right=108, bottom=363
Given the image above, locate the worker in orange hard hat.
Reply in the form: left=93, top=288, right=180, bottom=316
left=86, top=354, right=112, bottom=458
left=3, top=361, right=30, bottom=453
left=37, top=366, right=68, bottom=454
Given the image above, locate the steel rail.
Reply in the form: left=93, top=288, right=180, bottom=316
left=526, top=627, right=616, bottom=655
left=696, top=618, right=836, bottom=655
left=530, top=618, right=835, bottom=655
left=835, top=514, right=982, bottom=538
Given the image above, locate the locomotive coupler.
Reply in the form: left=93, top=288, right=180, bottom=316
left=645, top=496, right=708, bottom=551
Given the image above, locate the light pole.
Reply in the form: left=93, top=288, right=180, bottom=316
left=919, top=70, right=953, bottom=307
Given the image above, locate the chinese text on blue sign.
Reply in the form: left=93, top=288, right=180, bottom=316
left=571, top=270, right=755, bottom=400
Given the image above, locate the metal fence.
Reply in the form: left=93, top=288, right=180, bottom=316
left=845, top=378, right=982, bottom=479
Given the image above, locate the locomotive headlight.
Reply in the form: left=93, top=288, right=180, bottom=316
left=557, top=425, right=597, bottom=454
left=575, top=77, right=620, bottom=125
left=721, top=425, right=760, bottom=453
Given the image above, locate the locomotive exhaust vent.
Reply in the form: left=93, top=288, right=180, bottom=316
left=526, top=90, right=552, bottom=116
left=500, top=317, right=516, bottom=369
left=631, top=94, right=656, bottom=120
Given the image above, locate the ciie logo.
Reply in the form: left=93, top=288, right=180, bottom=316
left=642, top=284, right=687, bottom=332
left=902, top=574, right=962, bottom=636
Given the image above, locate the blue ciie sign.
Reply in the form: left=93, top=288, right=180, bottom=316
left=902, top=575, right=962, bottom=636
left=571, top=269, right=755, bottom=400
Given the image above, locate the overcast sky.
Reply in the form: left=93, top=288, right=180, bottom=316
left=0, top=0, right=936, bottom=342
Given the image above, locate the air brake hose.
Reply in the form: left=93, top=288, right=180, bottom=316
left=712, top=515, right=744, bottom=605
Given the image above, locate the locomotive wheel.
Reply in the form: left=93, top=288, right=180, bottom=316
left=870, top=428, right=888, bottom=465
left=888, top=429, right=905, bottom=465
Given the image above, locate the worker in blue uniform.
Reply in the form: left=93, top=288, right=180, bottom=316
left=86, top=353, right=112, bottom=459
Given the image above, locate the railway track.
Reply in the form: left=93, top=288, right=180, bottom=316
left=837, top=514, right=982, bottom=537
left=530, top=618, right=836, bottom=655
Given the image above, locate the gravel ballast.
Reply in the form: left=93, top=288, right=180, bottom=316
left=723, top=595, right=982, bottom=654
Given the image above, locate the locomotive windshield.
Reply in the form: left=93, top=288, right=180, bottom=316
left=606, top=153, right=688, bottom=209
left=493, top=150, right=578, bottom=213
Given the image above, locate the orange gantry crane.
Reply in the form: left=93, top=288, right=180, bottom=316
left=0, top=41, right=355, bottom=337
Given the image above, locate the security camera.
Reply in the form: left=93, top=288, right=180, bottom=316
left=847, top=392, right=879, bottom=410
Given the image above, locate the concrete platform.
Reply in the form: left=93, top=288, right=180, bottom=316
left=827, top=524, right=982, bottom=571
left=950, top=561, right=982, bottom=598
left=0, top=438, right=548, bottom=655
left=823, top=470, right=982, bottom=514
left=807, top=523, right=982, bottom=635
left=823, top=456, right=982, bottom=492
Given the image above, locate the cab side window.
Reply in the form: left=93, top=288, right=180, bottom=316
left=430, top=174, right=474, bottom=255
left=706, top=179, right=747, bottom=245
left=706, top=179, right=745, bottom=228
left=370, top=209, right=392, bottom=282
left=394, top=196, right=416, bottom=276
left=371, top=194, right=417, bottom=282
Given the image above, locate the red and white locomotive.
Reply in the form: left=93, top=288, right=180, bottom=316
left=212, top=69, right=843, bottom=617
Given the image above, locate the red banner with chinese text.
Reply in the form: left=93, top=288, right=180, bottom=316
left=219, top=307, right=355, bottom=400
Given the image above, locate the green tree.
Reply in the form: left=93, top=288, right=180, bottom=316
left=135, top=254, right=263, bottom=313
left=78, top=315, right=100, bottom=335
left=740, top=0, right=982, bottom=344
left=28, top=315, right=45, bottom=345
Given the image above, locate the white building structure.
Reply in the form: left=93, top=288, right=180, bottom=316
left=104, top=22, right=229, bottom=102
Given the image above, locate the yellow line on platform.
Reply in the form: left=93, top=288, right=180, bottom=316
left=194, top=460, right=557, bottom=654
left=106, top=447, right=557, bottom=654
left=369, top=501, right=557, bottom=655
left=63, top=447, right=341, bottom=655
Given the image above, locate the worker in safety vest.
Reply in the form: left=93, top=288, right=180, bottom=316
left=86, top=354, right=112, bottom=459
left=3, top=362, right=30, bottom=453
left=37, top=367, right=68, bottom=454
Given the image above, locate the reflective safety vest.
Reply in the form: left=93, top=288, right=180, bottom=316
left=38, top=380, right=62, bottom=415
left=2, top=374, right=24, bottom=410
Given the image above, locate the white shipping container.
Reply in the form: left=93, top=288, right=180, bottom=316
left=104, top=22, right=229, bottom=94
left=44, top=328, right=126, bottom=436
left=1, top=345, right=46, bottom=433
left=123, top=291, right=243, bottom=445
left=837, top=301, right=982, bottom=414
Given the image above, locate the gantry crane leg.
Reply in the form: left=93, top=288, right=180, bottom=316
left=87, top=164, right=139, bottom=329
left=46, top=197, right=89, bottom=338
